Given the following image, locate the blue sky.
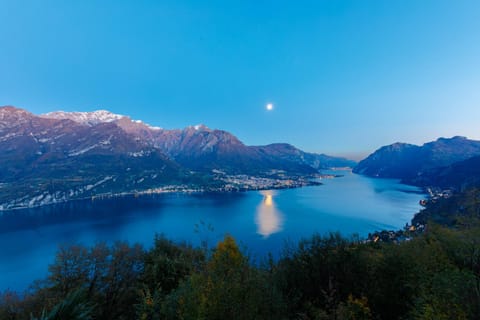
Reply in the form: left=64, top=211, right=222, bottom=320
left=1, top=0, right=479, bottom=159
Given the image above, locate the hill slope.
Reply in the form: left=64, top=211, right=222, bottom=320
left=353, top=136, right=480, bottom=186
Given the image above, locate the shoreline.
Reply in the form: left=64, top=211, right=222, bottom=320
left=0, top=179, right=323, bottom=213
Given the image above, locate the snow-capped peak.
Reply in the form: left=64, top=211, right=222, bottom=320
left=191, top=124, right=210, bottom=131
left=41, top=110, right=163, bottom=130
left=41, top=110, right=125, bottom=126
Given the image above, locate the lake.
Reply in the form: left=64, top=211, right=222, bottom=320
left=0, top=171, right=425, bottom=292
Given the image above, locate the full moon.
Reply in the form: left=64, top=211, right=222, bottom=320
left=266, top=103, right=274, bottom=111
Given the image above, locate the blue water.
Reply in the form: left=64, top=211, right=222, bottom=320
left=0, top=172, right=424, bottom=292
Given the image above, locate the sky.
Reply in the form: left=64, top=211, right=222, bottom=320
left=1, top=0, right=479, bottom=159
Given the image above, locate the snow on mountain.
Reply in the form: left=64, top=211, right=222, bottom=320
left=42, top=110, right=163, bottom=131
left=193, top=124, right=209, bottom=131
left=41, top=110, right=125, bottom=126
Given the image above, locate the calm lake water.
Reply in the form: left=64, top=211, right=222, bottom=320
left=0, top=171, right=424, bottom=291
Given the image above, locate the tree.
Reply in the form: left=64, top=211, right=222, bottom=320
left=337, top=295, right=372, bottom=320
left=136, top=235, right=205, bottom=320
left=48, top=244, right=90, bottom=296
left=164, top=235, right=284, bottom=319
left=44, top=242, right=144, bottom=320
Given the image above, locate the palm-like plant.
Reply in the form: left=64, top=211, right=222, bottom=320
left=31, top=289, right=94, bottom=320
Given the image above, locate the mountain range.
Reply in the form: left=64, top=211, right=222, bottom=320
left=0, top=106, right=355, bottom=210
left=353, top=136, right=480, bottom=189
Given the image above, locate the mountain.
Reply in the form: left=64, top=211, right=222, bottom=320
left=353, top=143, right=422, bottom=179
left=253, top=143, right=357, bottom=170
left=353, top=136, right=480, bottom=186
left=0, top=106, right=354, bottom=210
left=0, top=106, right=189, bottom=210
left=43, top=108, right=353, bottom=175
left=143, top=126, right=305, bottom=174
left=43, top=111, right=315, bottom=174
left=415, top=155, right=480, bottom=190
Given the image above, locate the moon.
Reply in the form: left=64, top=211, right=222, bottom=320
left=266, top=103, right=274, bottom=111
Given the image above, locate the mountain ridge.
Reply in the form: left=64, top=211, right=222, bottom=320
left=38, top=107, right=355, bottom=174
left=0, top=106, right=355, bottom=210
left=353, top=136, right=480, bottom=188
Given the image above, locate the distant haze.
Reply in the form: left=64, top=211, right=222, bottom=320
left=1, top=1, right=479, bottom=157
left=328, top=152, right=370, bottom=162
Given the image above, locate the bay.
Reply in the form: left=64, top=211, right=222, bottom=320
left=0, top=171, right=425, bottom=291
